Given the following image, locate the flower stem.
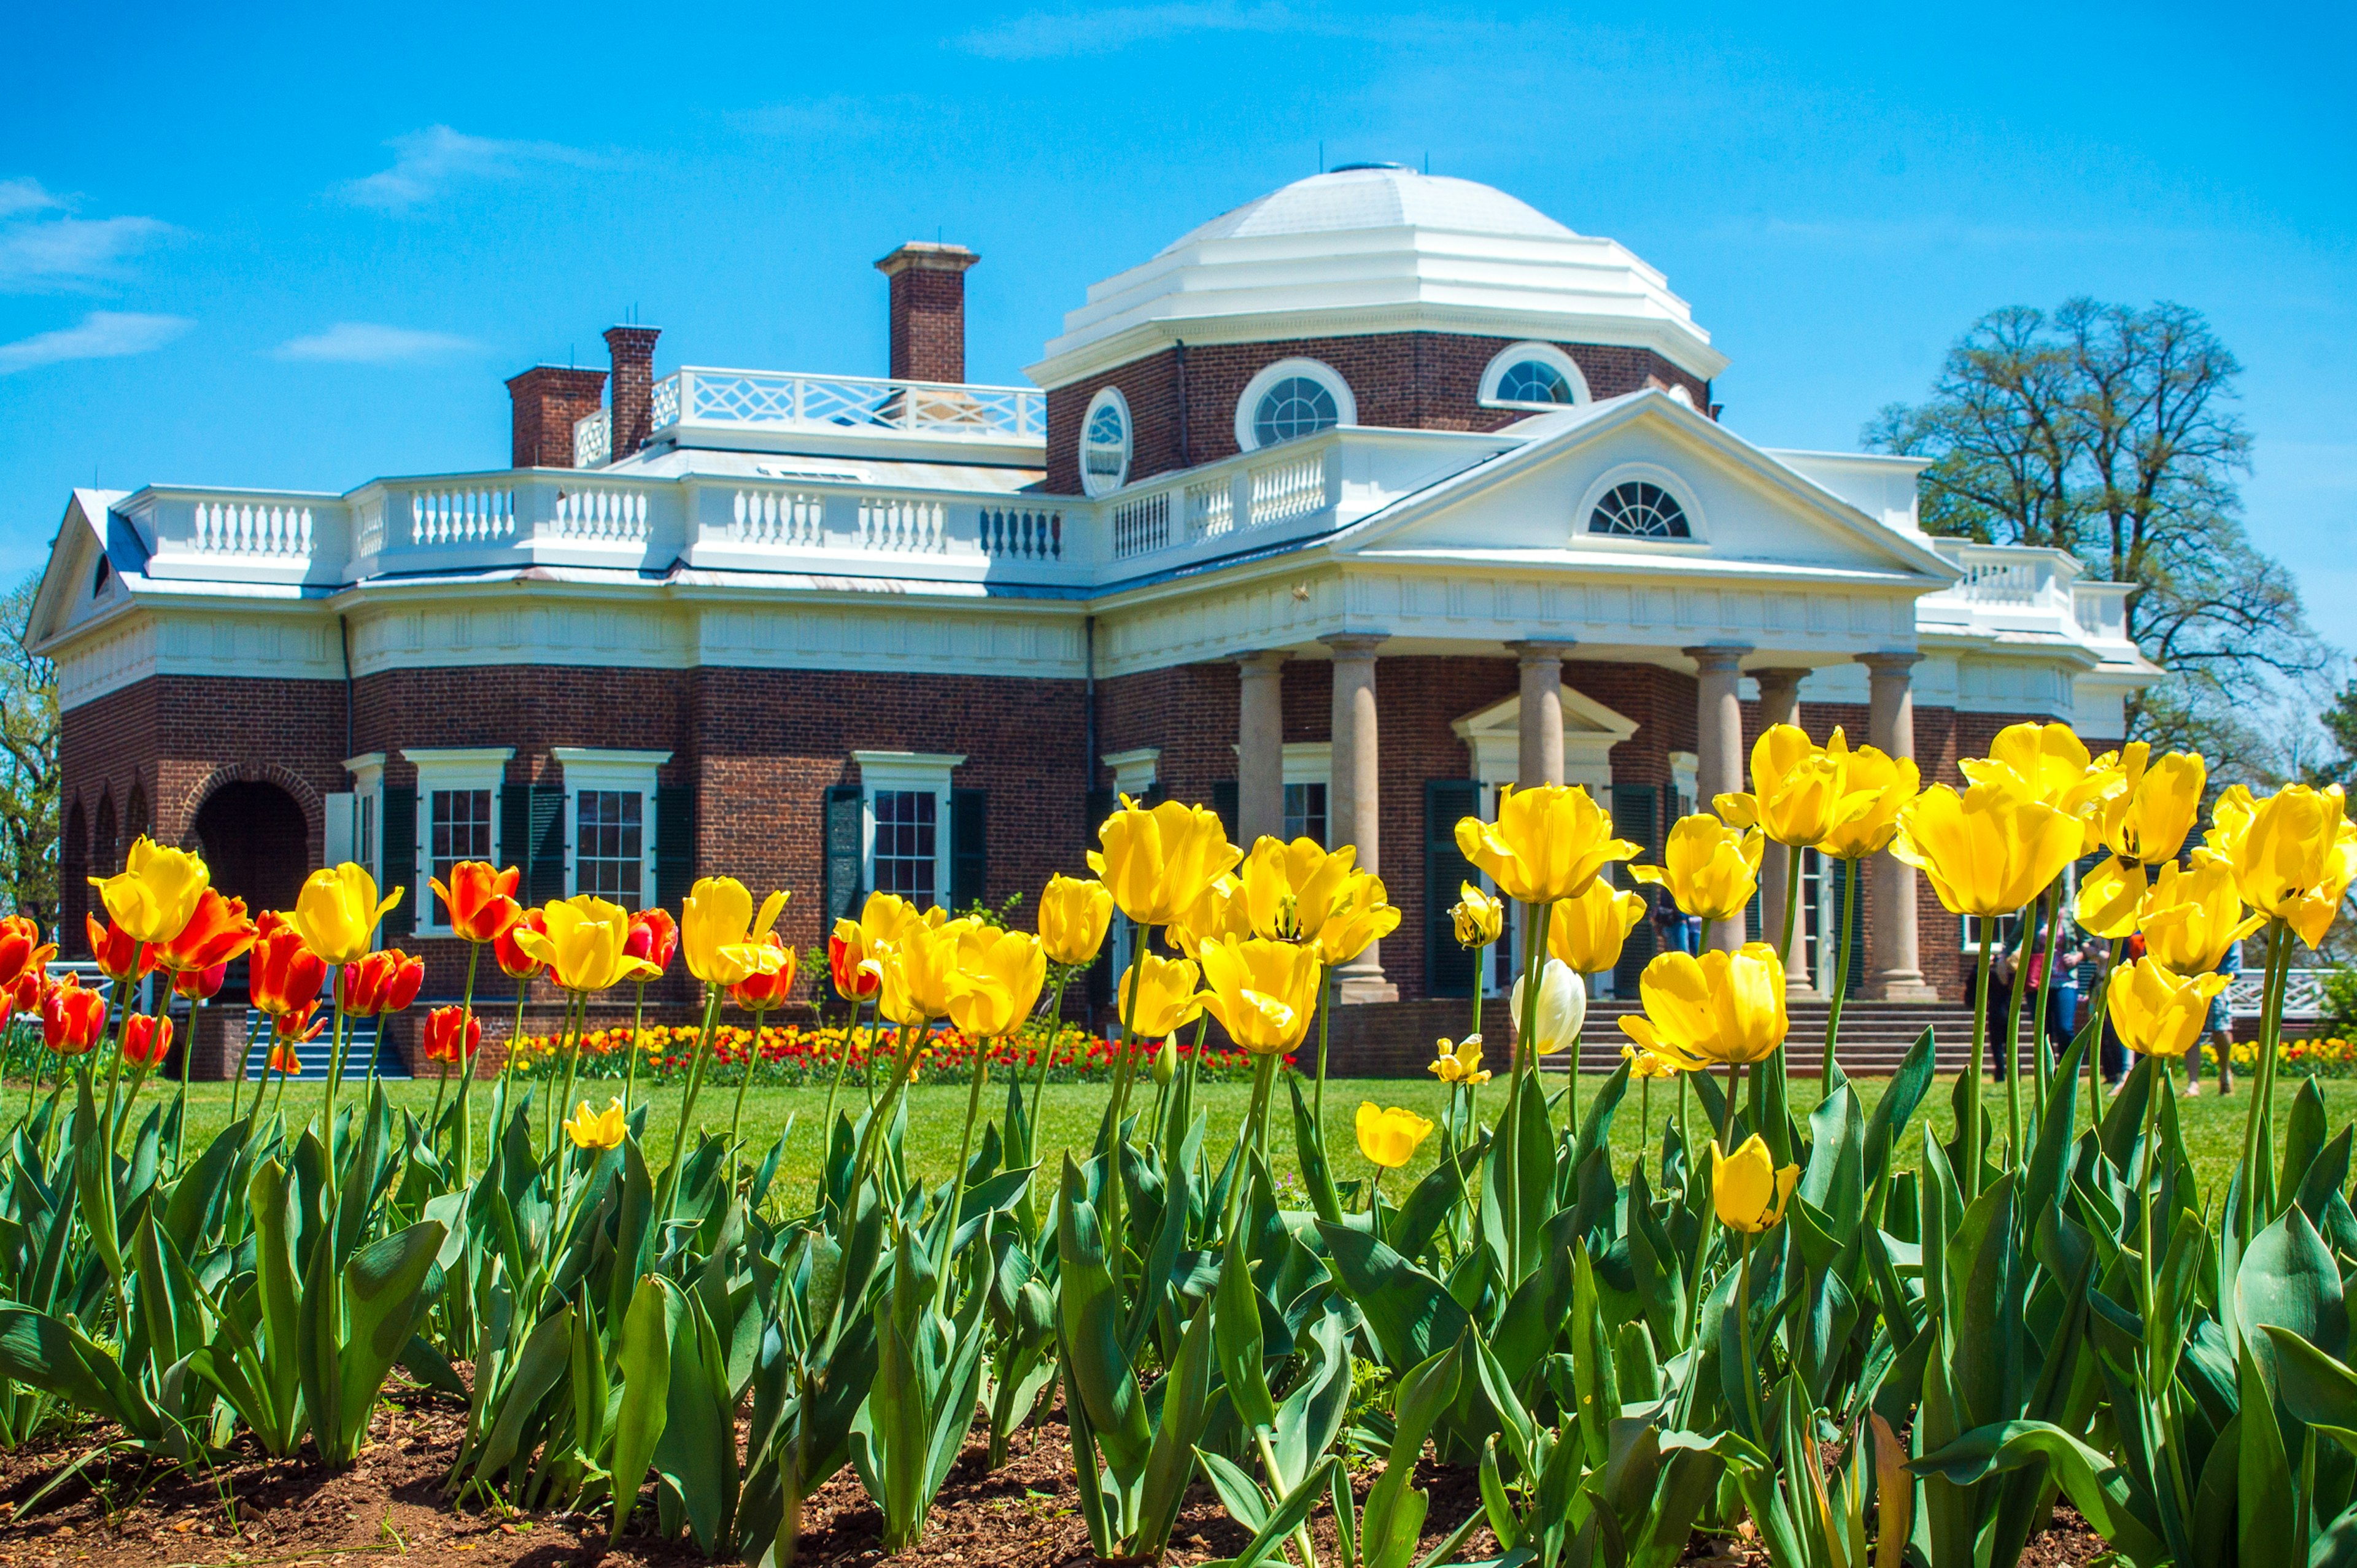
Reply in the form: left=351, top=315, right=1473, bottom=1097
left=727, top=1005, right=768, bottom=1186
left=661, top=984, right=725, bottom=1224
left=2235, top=921, right=2292, bottom=1242
left=1736, top=1231, right=1768, bottom=1442
left=452, top=941, right=481, bottom=1181
left=2003, top=902, right=2034, bottom=1165
left=1965, top=921, right=1994, bottom=1201
left=1822, top=857, right=1857, bottom=1092
left=624, top=979, right=646, bottom=1117
left=935, top=1050, right=991, bottom=1314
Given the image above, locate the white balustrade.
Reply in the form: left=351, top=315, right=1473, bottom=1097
left=1186, top=478, right=1232, bottom=541
left=1111, top=492, right=1171, bottom=559
left=980, top=506, right=1064, bottom=561
left=858, top=495, right=946, bottom=552
left=354, top=495, right=386, bottom=558
left=1248, top=452, right=1327, bottom=528
left=192, top=500, right=313, bottom=557
left=574, top=409, right=611, bottom=469
left=551, top=485, right=651, bottom=543
left=410, top=487, right=515, bottom=546
left=658, top=367, right=1043, bottom=442
left=732, top=489, right=826, bottom=548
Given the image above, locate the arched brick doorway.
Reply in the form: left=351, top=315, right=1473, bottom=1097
left=193, top=782, right=311, bottom=1002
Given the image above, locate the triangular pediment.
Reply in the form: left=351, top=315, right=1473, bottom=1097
left=27, top=490, right=132, bottom=654
left=1329, top=392, right=1954, bottom=586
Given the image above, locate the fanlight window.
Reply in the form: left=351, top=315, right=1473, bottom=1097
left=1252, top=376, right=1339, bottom=446
left=1495, top=359, right=1573, bottom=405
left=1589, top=481, right=1690, bottom=539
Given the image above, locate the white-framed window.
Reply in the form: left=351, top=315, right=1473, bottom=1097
left=403, top=747, right=514, bottom=935
left=327, top=752, right=387, bottom=886
left=1668, top=752, right=1700, bottom=821
left=1097, top=749, right=1161, bottom=981
left=1578, top=464, right=1705, bottom=545
left=1477, top=342, right=1590, bottom=410
left=552, top=747, right=670, bottom=911
left=854, top=751, right=964, bottom=911
left=1235, top=358, right=1355, bottom=452
left=1081, top=386, right=1132, bottom=498
left=1280, top=742, right=1331, bottom=846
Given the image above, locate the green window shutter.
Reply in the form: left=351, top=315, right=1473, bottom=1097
left=1423, top=779, right=1481, bottom=999
left=499, top=785, right=532, bottom=882
left=380, top=785, right=417, bottom=941
left=822, top=785, right=864, bottom=925
left=653, top=787, right=694, bottom=912
left=950, top=789, right=988, bottom=916
left=1840, top=855, right=1866, bottom=992
left=1211, top=779, right=1239, bottom=844
left=1611, top=783, right=1660, bottom=994
left=528, top=785, right=567, bottom=905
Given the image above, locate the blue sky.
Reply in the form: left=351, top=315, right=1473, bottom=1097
left=4, top=2, right=2351, bottom=645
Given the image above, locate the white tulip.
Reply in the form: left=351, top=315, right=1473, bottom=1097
left=1510, top=957, right=1587, bottom=1057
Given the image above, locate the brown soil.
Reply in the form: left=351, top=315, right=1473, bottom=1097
left=0, top=1388, right=2110, bottom=1567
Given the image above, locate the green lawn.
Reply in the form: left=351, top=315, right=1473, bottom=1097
left=53, top=1064, right=2353, bottom=1215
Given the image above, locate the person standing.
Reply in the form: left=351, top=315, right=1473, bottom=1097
left=2040, top=926, right=2089, bottom=1065
left=2186, top=937, right=2241, bottom=1097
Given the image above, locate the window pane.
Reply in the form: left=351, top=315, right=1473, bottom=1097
left=428, top=789, right=493, bottom=926
left=1283, top=781, right=1328, bottom=847
left=1498, top=360, right=1571, bottom=404
left=576, top=790, right=644, bottom=909
left=873, top=789, right=939, bottom=906
left=1253, top=376, right=1339, bottom=446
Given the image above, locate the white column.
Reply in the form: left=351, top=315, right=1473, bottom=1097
left=1323, top=632, right=1398, bottom=1003
left=1686, top=644, right=1751, bottom=953
left=1235, top=651, right=1287, bottom=844
left=1506, top=639, right=1574, bottom=788
left=1862, top=651, right=1937, bottom=1000
left=1752, top=666, right=1813, bottom=992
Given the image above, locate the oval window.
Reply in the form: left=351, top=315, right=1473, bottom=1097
left=1080, top=388, right=1131, bottom=496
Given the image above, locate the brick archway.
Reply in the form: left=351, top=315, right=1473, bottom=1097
left=190, top=778, right=314, bottom=929
left=176, top=762, right=323, bottom=853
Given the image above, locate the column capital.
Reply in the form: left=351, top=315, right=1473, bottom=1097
left=1751, top=665, right=1809, bottom=692
left=1505, top=637, right=1577, bottom=665
left=1320, top=631, right=1391, bottom=659
left=1234, top=649, right=1289, bottom=674
left=1856, top=649, right=1925, bottom=677
left=1683, top=643, right=1753, bottom=674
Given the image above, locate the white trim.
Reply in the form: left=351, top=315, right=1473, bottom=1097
left=1450, top=686, right=1638, bottom=793
left=1101, top=747, right=1160, bottom=796
left=403, top=747, right=513, bottom=935
left=341, top=752, right=387, bottom=887
left=1280, top=741, right=1330, bottom=789
left=1576, top=462, right=1708, bottom=548
left=1477, top=342, right=1591, bottom=411
left=854, top=750, right=965, bottom=910
left=1080, top=385, right=1133, bottom=498
left=552, top=747, right=670, bottom=908
left=1235, top=358, right=1357, bottom=453
left=1668, top=752, right=1700, bottom=820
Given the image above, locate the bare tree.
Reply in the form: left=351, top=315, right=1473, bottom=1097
left=1867, top=298, right=2328, bottom=765
left=0, top=573, right=58, bottom=934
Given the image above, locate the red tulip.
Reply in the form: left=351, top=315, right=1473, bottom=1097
left=625, top=907, right=678, bottom=973
left=267, top=1040, right=305, bottom=1075
left=427, top=861, right=522, bottom=944
left=275, top=1002, right=327, bottom=1043
left=250, top=922, right=327, bottom=1017
left=174, top=962, right=228, bottom=1002
left=43, top=979, right=107, bottom=1054
left=341, top=949, right=424, bottom=1017
left=123, top=1013, right=172, bottom=1069
left=87, top=914, right=155, bottom=984
left=492, top=908, right=548, bottom=981
left=729, top=936, right=797, bottom=1010
left=155, top=889, right=258, bottom=975
left=420, top=1005, right=481, bottom=1065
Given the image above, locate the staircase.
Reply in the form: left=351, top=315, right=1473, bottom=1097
left=239, top=1013, right=403, bottom=1081
left=1556, top=998, right=1987, bottom=1076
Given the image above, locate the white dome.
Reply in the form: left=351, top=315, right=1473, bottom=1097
left=1161, top=166, right=1577, bottom=250
left=1031, top=168, right=1723, bottom=388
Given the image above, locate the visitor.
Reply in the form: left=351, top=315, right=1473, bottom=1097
left=2185, top=938, right=2240, bottom=1098
left=2033, top=925, right=2091, bottom=1068
left=1987, top=921, right=2019, bottom=1079
left=1652, top=886, right=1697, bottom=956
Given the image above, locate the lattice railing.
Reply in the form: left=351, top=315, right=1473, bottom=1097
left=191, top=501, right=313, bottom=557
left=659, top=368, right=1043, bottom=441
left=573, top=409, right=611, bottom=469
left=2231, top=968, right=2327, bottom=1019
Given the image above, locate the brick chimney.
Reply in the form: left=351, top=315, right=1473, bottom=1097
left=874, top=242, right=980, bottom=384
left=604, top=325, right=662, bottom=458
left=505, top=365, right=608, bottom=469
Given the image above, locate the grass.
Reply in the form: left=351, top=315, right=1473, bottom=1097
left=40, top=1059, right=2351, bottom=1216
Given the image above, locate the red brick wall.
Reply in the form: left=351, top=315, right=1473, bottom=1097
left=504, top=366, right=606, bottom=469
left=603, top=326, right=660, bottom=459
left=886, top=265, right=971, bottom=384
left=1044, top=333, right=1714, bottom=494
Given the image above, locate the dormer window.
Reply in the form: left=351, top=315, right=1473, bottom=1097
left=1081, top=387, right=1131, bottom=496
left=1236, top=358, right=1355, bottom=452
left=1589, top=480, right=1690, bottom=539
left=92, top=558, right=111, bottom=597
left=1479, top=342, right=1590, bottom=410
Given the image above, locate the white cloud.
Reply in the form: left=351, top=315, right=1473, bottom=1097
left=274, top=321, right=481, bottom=364
left=338, top=125, right=601, bottom=212
left=958, top=1, right=1312, bottom=58
left=0, top=311, right=192, bottom=375
left=0, top=176, right=172, bottom=292
left=0, top=177, right=64, bottom=218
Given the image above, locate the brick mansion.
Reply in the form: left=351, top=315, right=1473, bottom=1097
left=32, top=164, right=2156, bottom=1065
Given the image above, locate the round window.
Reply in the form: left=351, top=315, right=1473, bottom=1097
left=1080, top=388, right=1131, bottom=496
left=1589, top=481, right=1690, bottom=539
left=1252, top=376, right=1339, bottom=446
left=1495, top=360, right=1573, bottom=405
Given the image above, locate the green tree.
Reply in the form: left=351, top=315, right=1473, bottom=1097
left=0, top=571, right=59, bottom=935
left=1867, top=299, right=2328, bottom=768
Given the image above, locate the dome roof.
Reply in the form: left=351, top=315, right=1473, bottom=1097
left=1031, top=168, right=1724, bottom=388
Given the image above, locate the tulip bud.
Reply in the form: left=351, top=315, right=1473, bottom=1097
left=1151, top=1035, right=1176, bottom=1086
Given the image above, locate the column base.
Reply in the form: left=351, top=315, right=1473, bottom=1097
left=1870, top=971, right=1939, bottom=1003
left=1333, top=971, right=1401, bottom=1005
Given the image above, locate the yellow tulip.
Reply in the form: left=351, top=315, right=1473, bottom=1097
left=513, top=896, right=661, bottom=994
left=1616, top=943, right=1790, bottom=1069
left=1620, top=1041, right=1684, bottom=1080
left=1038, top=875, right=1115, bottom=967
left=1316, top=872, right=1401, bottom=965
left=1195, top=936, right=1322, bottom=1054
left=1355, top=1102, right=1436, bottom=1170
left=682, top=877, right=790, bottom=985
left=1117, top=952, right=1204, bottom=1038
left=1450, top=882, right=1504, bottom=948
left=1169, top=875, right=1252, bottom=960
left=292, top=862, right=402, bottom=967
left=1711, top=1135, right=1801, bottom=1234
left=1454, top=784, right=1641, bottom=905
left=88, top=836, right=211, bottom=947
left=1891, top=784, right=2083, bottom=918
left=1631, top=815, right=1762, bottom=922
left=1548, top=878, right=1647, bottom=973
left=1427, top=1035, right=1490, bottom=1086
left=562, top=1096, right=628, bottom=1151
left=1088, top=795, right=1242, bottom=927
left=2209, top=783, right=2357, bottom=949
left=2138, top=854, right=2266, bottom=976
left=1815, top=729, right=1920, bottom=860
left=877, top=917, right=975, bottom=1027
left=2106, top=956, right=2231, bottom=1059
left=1961, top=722, right=2118, bottom=818
left=2073, top=855, right=2146, bottom=941
left=945, top=927, right=1048, bottom=1038
left=1240, top=836, right=1357, bottom=942
left=1714, top=725, right=1844, bottom=848
left=2094, top=743, right=2206, bottom=866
